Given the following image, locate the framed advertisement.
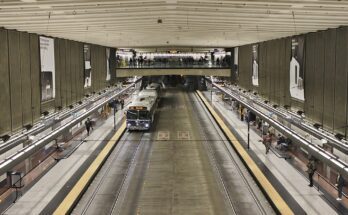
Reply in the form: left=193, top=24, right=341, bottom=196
left=106, top=48, right=111, bottom=81
left=39, top=36, right=55, bottom=101
left=289, top=36, right=305, bottom=101
left=252, top=44, right=259, bottom=86
left=84, top=44, right=92, bottom=88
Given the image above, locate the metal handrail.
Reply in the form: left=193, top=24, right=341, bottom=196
left=0, top=80, right=140, bottom=176
left=0, top=85, right=124, bottom=155
left=206, top=78, right=348, bottom=178
left=224, top=84, right=348, bottom=154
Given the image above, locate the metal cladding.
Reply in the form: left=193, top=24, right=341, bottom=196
left=207, top=79, right=348, bottom=178
left=0, top=80, right=140, bottom=176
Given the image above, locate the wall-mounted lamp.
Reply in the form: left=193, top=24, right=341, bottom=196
left=297, top=110, right=304, bottom=116
left=42, top=111, right=49, bottom=116
left=24, top=124, right=33, bottom=131
left=273, top=105, right=278, bottom=109
left=0, top=135, right=10, bottom=142
left=313, top=123, right=322, bottom=130
left=335, top=133, right=344, bottom=141
left=78, top=101, right=83, bottom=105
left=284, top=105, right=290, bottom=110
left=69, top=105, right=74, bottom=109
left=264, top=100, right=269, bottom=104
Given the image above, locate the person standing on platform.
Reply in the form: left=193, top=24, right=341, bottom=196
left=120, top=99, right=124, bottom=109
left=85, top=118, right=93, bottom=136
left=336, top=173, right=345, bottom=201
left=306, top=158, right=316, bottom=187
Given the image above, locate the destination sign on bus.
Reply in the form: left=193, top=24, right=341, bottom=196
left=129, top=106, right=147, bottom=110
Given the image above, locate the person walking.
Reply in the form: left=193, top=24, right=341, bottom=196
left=306, top=158, right=316, bottom=187
left=262, top=132, right=272, bottom=154
left=336, top=173, right=345, bottom=201
left=85, top=118, right=93, bottom=136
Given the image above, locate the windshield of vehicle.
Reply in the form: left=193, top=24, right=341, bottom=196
left=138, top=110, right=149, bottom=120
left=126, top=110, right=138, bottom=119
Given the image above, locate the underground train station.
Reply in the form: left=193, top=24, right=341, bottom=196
left=0, top=1, right=348, bottom=214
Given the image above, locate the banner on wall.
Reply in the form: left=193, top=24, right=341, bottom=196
left=106, top=48, right=111, bottom=81
left=233, top=47, right=239, bottom=80
left=252, top=44, right=259, bottom=86
left=40, top=36, right=56, bottom=101
left=84, top=44, right=92, bottom=88
left=289, top=36, right=305, bottom=101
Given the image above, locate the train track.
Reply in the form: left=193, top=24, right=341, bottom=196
left=191, top=92, right=270, bottom=215
left=75, top=131, right=146, bottom=215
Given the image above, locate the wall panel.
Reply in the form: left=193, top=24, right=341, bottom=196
left=323, top=29, right=336, bottom=131
left=65, top=40, right=72, bottom=105
left=54, top=39, right=62, bottom=108
left=313, top=32, right=325, bottom=124
left=0, top=29, right=11, bottom=135
left=20, top=32, right=32, bottom=125
left=335, top=27, right=348, bottom=135
left=29, top=34, right=41, bottom=122
left=8, top=30, right=23, bottom=131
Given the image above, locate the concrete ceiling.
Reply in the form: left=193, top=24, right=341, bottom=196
left=1, top=0, right=348, bottom=48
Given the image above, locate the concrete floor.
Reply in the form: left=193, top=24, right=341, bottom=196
left=73, top=88, right=274, bottom=215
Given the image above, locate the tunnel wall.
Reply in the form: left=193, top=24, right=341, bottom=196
left=237, top=26, right=348, bottom=136
left=0, top=28, right=113, bottom=135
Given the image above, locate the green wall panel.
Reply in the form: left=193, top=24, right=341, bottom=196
left=8, top=30, right=23, bottom=131
left=29, top=34, right=41, bottom=122
left=322, top=29, right=336, bottom=131
left=20, top=32, right=32, bottom=125
left=65, top=40, right=72, bottom=105
left=334, top=27, right=348, bottom=135
left=0, top=29, right=11, bottom=135
left=54, top=39, right=61, bottom=108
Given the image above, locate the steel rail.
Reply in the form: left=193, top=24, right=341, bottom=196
left=0, top=81, right=139, bottom=176
left=206, top=79, right=348, bottom=178
left=224, top=84, right=348, bottom=154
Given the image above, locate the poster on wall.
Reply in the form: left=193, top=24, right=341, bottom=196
left=106, top=48, right=111, bottom=81
left=84, top=44, right=92, bottom=88
left=40, top=36, right=56, bottom=101
left=289, top=36, right=305, bottom=101
left=252, top=44, right=259, bottom=86
left=234, top=47, right=239, bottom=80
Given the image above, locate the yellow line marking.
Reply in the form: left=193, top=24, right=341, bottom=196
left=54, top=122, right=127, bottom=215
left=196, top=91, right=294, bottom=215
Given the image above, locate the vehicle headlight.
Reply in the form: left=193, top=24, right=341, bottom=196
left=127, top=123, right=131, bottom=127
left=145, top=123, right=149, bottom=127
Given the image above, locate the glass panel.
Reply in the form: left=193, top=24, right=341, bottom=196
left=126, top=110, right=138, bottom=119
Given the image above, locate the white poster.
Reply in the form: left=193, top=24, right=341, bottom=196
left=40, top=36, right=55, bottom=101
left=106, top=48, right=111, bottom=81
left=290, top=36, right=305, bottom=101
left=84, top=44, right=92, bottom=88
left=252, top=44, right=259, bottom=86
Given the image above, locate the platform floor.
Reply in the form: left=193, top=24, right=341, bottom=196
left=207, top=91, right=339, bottom=215
left=73, top=88, right=274, bottom=215
left=4, top=109, right=126, bottom=215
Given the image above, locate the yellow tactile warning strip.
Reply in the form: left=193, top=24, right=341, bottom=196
left=54, top=122, right=127, bottom=215
left=196, top=90, right=294, bottom=215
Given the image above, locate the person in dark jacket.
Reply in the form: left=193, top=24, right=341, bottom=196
left=336, top=173, right=345, bottom=201
left=306, top=158, right=316, bottom=187
left=85, top=118, right=93, bottom=136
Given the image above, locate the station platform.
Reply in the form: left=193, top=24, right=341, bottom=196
left=204, top=91, right=343, bottom=215
left=3, top=109, right=126, bottom=214
left=3, top=88, right=344, bottom=215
